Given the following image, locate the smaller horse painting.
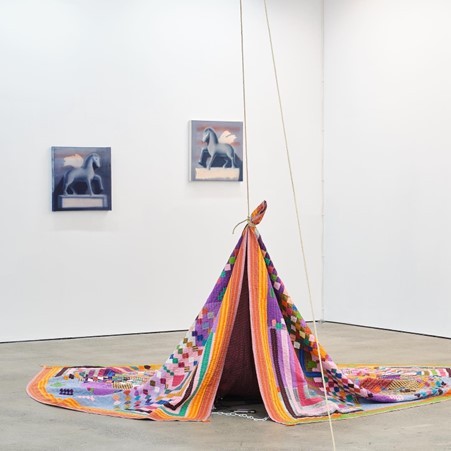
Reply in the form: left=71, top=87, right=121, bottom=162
left=52, top=147, right=112, bottom=211
left=190, top=120, right=243, bottom=182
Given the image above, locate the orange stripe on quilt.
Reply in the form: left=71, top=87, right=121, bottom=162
left=188, top=231, right=247, bottom=420
left=28, top=367, right=145, bottom=419
left=248, top=230, right=294, bottom=424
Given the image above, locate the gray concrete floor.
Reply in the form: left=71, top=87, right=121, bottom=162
left=1, top=322, right=450, bottom=450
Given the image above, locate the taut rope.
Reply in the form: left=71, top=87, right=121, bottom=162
left=239, top=0, right=251, bottom=217
left=238, top=1, right=337, bottom=448
left=262, top=1, right=336, bottom=448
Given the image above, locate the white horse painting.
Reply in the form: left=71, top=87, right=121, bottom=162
left=202, top=128, right=237, bottom=170
left=63, top=153, right=104, bottom=195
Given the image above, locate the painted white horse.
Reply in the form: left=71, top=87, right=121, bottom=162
left=63, top=153, right=103, bottom=195
left=202, top=128, right=236, bottom=170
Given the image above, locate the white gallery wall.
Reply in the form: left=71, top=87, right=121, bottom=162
left=0, top=0, right=324, bottom=341
left=324, top=0, right=451, bottom=337
left=4, top=0, right=448, bottom=342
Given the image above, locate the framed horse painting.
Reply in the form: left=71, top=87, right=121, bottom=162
left=190, top=120, right=243, bottom=182
left=51, top=146, right=112, bottom=211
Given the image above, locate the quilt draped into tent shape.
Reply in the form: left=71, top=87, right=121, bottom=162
left=28, top=202, right=451, bottom=424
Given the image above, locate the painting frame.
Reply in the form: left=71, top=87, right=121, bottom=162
left=190, top=120, right=243, bottom=182
left=51, top=146, right=112, bottom=212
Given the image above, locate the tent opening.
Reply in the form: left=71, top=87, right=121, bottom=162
left=217, top=265, right=262, bottom=403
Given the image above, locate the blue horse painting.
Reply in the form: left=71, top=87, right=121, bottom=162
left=52, top=147, right=112, bottom=211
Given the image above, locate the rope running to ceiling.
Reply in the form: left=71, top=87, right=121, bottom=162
left=239, top=1, right=337, bottom=448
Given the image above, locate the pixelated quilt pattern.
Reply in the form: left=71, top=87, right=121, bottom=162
left=27, top=201, right=450, bottom=424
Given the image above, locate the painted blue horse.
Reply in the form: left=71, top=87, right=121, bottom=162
left=63, top=153, right=104, bottom=195
left=202, top=128, right=236, bottom=170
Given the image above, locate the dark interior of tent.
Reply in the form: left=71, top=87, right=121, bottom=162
left=216, top=267, right=263, bottom=408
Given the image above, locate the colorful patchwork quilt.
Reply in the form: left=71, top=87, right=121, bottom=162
left=27, top=202, right=451, bottom=424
